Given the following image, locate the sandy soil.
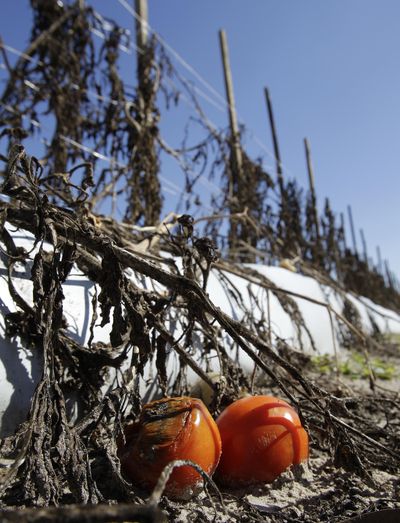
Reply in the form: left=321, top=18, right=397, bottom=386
left=164, top=458, right=398, bottom=522
left=1, top=338, right=398, bottom=522
left=159, top=344, right=400, bottom=522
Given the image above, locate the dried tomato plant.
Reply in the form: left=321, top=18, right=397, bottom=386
left=0, top=1, right=399, bottom=520
left=0, top=147, right=398, bottom=515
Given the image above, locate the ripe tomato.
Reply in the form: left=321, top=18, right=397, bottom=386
left=118, top=397, right=222, bottom=499
left=215, top=395, right=308, bottom=486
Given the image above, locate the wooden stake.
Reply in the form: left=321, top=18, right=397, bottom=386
left=304, top=138, right=316, bottom=199
left=218, top=29, right=243, bottom=198
left=135, top=0, right=148, bottom=52
left=264, top=87, right=283, bottom=192
left=347, top=204, right=357, bottom=254
left=340, top=212, right=347, bottom=251
left=376, top=246, right=383, bottom=274
left=385, top=260, right=394, bottom=289
left=135, top=0, right=149, bottom=108
left=130, top=0, right=161, bottom=225
left=218, top=29, right=247, bottom=259
left=304, top=138, right=320, bottom=241
left=359, top=228, right=368, bottom=265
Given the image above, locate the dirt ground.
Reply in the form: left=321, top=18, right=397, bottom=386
left=0, top=339, right=399, bottom=522
left=160, top=341, right=400, bottom=522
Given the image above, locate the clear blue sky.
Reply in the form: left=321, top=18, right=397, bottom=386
left=1, top=1, right=400, bottom=277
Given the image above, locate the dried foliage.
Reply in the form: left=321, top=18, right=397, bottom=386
left=0, top=145, right=398, bottom=520
left=0, top=1, right=399, bottom=520
left=1, top=0, right=399, bottom=311
left=0, top=0, right=164, bottom=224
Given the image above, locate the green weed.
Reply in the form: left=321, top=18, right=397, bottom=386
left=311, top=351, right=398, bottom=381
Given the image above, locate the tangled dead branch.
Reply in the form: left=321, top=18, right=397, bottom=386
left=0, top=5, right=399, bottom=519
left=0, top=145, right=398, bottom=518
left=1, top=1, right=399, bottom=310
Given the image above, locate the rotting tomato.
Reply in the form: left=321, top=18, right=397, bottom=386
left=118, top=396, right=222, bottom=499
left=215, top=395, right=309, bottom=487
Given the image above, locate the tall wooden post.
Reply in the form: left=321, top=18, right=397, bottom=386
left=218, top=29, right=243, bottom=198
left=126, top=0, right=161, bottom=225
left=304, top=138, right=321, bottom=246
left=218, top=29, right=244, bottom=258
left=376, top=246, right=383, bottom=274
left=135, top=0, right=148, bottom=105
left=385, top=260, right=394, bottom=289
left=340, top=212, right=347, bottom=251
left=360, top=228, right=368, bottom=265
left=347, top=204, right=357, bottom=254
left=135, top=0, right=148, bottom=48
left=264, top=87, right=284, bottom=193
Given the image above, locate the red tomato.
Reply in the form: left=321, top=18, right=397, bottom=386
left=215, top=395, right=308, bottom=486
left=118, top=397, right=222, bottom=499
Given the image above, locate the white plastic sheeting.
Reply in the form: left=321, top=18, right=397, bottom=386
left=1, top=224, right=399, bottom=437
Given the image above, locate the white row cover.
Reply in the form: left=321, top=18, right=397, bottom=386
left=1, top=224, right=399, bottom=437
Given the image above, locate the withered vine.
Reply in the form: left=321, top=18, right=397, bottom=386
left=0, top=142, right=398, bottom=516
left=0, top=2, right=399, bottom=519
left=1, top=0, right=399, bottom=309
